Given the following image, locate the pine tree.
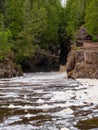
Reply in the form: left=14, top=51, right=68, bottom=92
left=85, top=0, right=98, bottom=40
left=13, top=0, right=36, bottom=62
left=6, top=0, right=24, bottom=38
left=0, top=14, right=12, bottom=60
left=65, top=0, right=89, bottom=39
left=32, top=1, right=48, bottom=44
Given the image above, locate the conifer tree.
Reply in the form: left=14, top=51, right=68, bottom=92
left=6, top=0, right=24, bottom=38
left=65, top=0, right=89, bottom=39
left=85, top=0, right=98, bottom=40
left=0, top=14, right=12, bottom=60
left=13, top=0, right=36, bottom=62
left=32, top=1, right=48, bottom=44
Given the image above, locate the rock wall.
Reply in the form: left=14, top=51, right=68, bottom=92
left=0, top=54, right=23, bottom=78
left=66, top=49, right=98, bottom=79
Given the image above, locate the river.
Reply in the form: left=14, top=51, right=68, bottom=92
left=0, top=72, right=98, bottom=130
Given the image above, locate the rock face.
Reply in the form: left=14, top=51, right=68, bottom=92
left=76, top=26, right=91, bottom=40
left=66, top=49, right=98, bottom=79
left=0, top=54, right=23, bottom=78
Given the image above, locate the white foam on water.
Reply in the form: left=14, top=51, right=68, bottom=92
left=8, top=104, right=22, bottom=109
left=0, top=124, right=38, bottom=130
left=76, top=79, right=98, bottom=104
left=7, top=104, right=35, bottom=110
left=0, top=72, right=98, bottom=130
left=53, top=108, right=74, bottom=118
left=6, top=72, right=67, bottom=84
left=0, top=92, right=19, bottom=98
left=8, top=104, right=15, bottom=108
left=23, top=94, right=28, bottom=99
left=36, top=99, right=44, bottom=104
left=50, top=90, right=74, bottom=101
left=60, top=108, right=74, bottom=114
left=34, top=89, right=43, bottom=93
left=0, top=72, right=68, bottom=90
left=37, top=104, right=49, bottom=111
left=1, top=116, right=22, bottom=126
left=60, top=128, right=70, bottom=130
left=24, top=113, right=35, bottom=118
left=65, top=100, right=85, bottom=107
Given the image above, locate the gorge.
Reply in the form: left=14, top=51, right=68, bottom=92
left=0, top=1, right=98, bottom=129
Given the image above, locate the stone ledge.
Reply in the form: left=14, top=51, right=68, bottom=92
left=66, top=49, right=98, bottom=79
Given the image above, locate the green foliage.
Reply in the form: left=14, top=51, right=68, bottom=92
left=65, top=0, right=89, bottom=40
left=65, top=0, right=98, bottom=42
left=0, top=14, right=12, bottom=60
left=6, top=0, right=24, bottom=37
left=13, top=0, right=36, bottom=62
left=46, top=4, right=59, bottom=43
left=1, top=0, right=98, bottom=65
left=92, top=36, right=98, bottom=42
left=85, top=0, right=98, bottom=38
left=4, top=0, right=63, bottom=63
left=32, top=1, right=48, bottom=44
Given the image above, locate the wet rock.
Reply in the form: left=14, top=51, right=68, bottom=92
left=66, top=49, right=98, bottom=79
left=76, top=118, right=98, bottom=129
left=0, top=53, right=23, bottom=78
left=66, top=51, right=75, bottom=71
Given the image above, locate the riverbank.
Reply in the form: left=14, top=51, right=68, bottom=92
left=0, top=53, right=23, bottom=78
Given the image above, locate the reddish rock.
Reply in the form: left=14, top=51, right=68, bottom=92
left=0, top=53, right=23, bottom=78
left=66, top=49, right=98, bottom=79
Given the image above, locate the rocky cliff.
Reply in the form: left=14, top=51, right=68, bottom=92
left=66, top=44, right=98, bottom=79
left=0, top=53, right=23, bottom=78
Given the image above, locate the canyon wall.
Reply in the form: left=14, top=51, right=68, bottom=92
left=66, top=43, right=98, bottom=79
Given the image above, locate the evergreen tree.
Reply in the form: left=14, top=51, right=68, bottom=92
left=13, top=0, right=36, bottom=62
left=6, top=0, right=24, bottom=38
left=65, top=0, right=89, bottom=40
left=46, top=4, right=59, bottom=43
left=32, top=1, right=48, bottom=44
left=0, top=14, right=12, bottom=60
left=85, top=0, right=98, bottom=40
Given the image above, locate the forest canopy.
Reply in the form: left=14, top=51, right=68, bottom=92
left=0, top=0, right=98, bottom=63
left=65, top=0, right=98, bottom=41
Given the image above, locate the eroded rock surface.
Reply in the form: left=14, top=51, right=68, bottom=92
left=66, top=49, right=98, bottom=79
left=0, top=54, right=23, bottom=78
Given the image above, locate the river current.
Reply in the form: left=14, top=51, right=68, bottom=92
left=0, top=72, right=98, bottom=130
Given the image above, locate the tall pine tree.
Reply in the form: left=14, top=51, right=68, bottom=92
left=85, top=0, right=98, bottom=40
